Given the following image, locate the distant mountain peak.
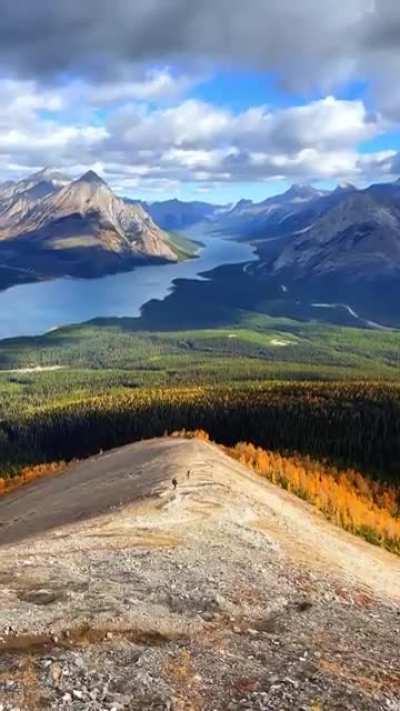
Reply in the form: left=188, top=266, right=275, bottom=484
left=335, top=182, right=357, bottom=192
left=32, top=167, right=63, bottom=178
left=235, top=198, right=253, bottom=209
left=288, top=182, right=310, bottom=190
left=0, top=167, right=179, bottom=268
left=286, top=183, right=320, bottom=198
left=77, top=170, right=107, bottom=186
left=28, top=167, right=71, bottom=185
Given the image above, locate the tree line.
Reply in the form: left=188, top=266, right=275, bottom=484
left=1, top=381, right=399, bottom=485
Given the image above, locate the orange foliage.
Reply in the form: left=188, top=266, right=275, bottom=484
left=0, top=461, right=66, bottom=498
left=181, top=429, right=400, bottom=555
left=228, top=442, right=400, bottom=554
left=172, top=429, right=210, bottom=442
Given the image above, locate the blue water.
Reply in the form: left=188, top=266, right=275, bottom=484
left=0, top=231, right=256, bottom=339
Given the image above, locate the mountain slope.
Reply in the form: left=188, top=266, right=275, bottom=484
left=224, top=181, right=400, bottom=326
left=212, top=183, right=332, bottom=238
left=273, top=190, right=400, bottom=278
left=0, top=169, right=71, bottom=228
left=143, top=198, right=225, bottom=230
left=254, top=188, right=400, bottom=324
left=0, top=170, right=179, bottom=282
left=0, top=168, right=69, bottom=205
left=0, top=437, right=398, bottom=709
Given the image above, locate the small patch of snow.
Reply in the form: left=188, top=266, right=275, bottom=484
left=0, top=365, right=64, bottom=374
left=311, top=302, right=359, bottom=319
left=270, top=338, right=291, bottom=347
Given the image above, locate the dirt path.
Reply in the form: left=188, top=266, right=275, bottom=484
left=0, top=437, right=398, bottom=710
left=0, top=437, right=398, bottom=599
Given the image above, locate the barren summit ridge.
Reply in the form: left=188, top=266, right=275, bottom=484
left=0, top=437, right=398, bottom=709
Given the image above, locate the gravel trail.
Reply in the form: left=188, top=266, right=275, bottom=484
left=0, top=437, right=398, bottom=710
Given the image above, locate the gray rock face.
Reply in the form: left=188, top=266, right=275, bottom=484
left=0, top=169, right=177, bottom=279
left=272, top=189, right=400, bottom=279
left=212, top=183, right=330, bottom=238
left=0, top=168, right=69, bottom=203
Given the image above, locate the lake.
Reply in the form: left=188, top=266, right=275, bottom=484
left=0, top=230, right=257, bottom=339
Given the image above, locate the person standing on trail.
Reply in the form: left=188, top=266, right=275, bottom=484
left=187, top=469, right=191, bottom=480
left=172, top=477, right=178, bottom=490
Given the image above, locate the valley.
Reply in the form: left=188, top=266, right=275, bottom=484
left=1, top=170, right=400, bottom=711
left=1, top=171, right=400, bottom=535
left=0, top=231, right=255, bottom=339
left=3, top=170, right=400, bottom=334
left=3, top=5, right=400, bottom=709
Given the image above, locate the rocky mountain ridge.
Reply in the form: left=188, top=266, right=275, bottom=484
left=0, top=169, right=179, bottom=285
left=0, top=436, right=398, bottom=710
left=139, top=198, right=225, bottom=230
left=0, top=168, right=70, bottom=205
left=272, top=189, right=400, bottom=278
left=206, top=179, right=400, bottom=325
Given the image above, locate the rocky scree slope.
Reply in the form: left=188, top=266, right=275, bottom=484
left=0, top=437, right=398, bottom=710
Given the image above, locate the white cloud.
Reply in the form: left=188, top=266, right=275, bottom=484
left=98, top=96, right=387, bottom=186
left=86, top=69, right=196, bottom=104
left=0, top=79, right=63, bottom=129
left=0, top=77, right=396, bottom=192
left=2, top=2, right=400, bottom=194
left=58, top=68, right=199, bottom=108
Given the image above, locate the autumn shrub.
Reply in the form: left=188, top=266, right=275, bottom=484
left=171, top=428, right=210, bottom=442
left=228, top=441, right=400, bottom=554
left=181, top=429, right=400, bottom=555
left=0, top=461, right=66, bottom=498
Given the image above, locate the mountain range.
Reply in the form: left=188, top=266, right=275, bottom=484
left=0, top=169, right=180, bottom=287
left=209, top=181, right=400, bottom=281
left=2, top=168, right=400, bottom=326
left=189, top=180, right=400, bottom=326
left=142, top=181, right=400, bottom=297
left=135, top=198, right=225, bottom=230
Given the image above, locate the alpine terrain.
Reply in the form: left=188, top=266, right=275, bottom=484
left=0, top=437, right=398, bottom=710
left=0, top=169, right=180, bottom=286
left=203, top=180, right=400, bottom=326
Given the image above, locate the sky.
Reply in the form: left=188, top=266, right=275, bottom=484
left=1, top=0, right=400, bottom=203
